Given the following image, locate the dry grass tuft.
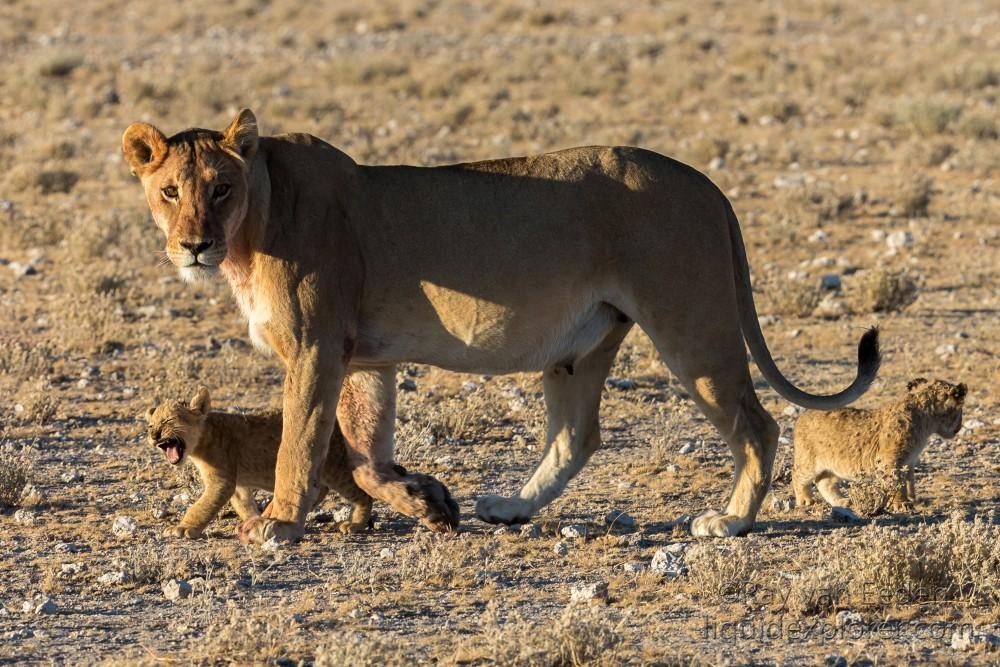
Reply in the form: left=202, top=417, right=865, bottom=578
left=894, top=175, right=933, bottom=218
left=764, top=279, right=821, bottom=318
left=685, top=541, right=761, bottom=601
left=847, top=269, right=919, bottom=313
left=0, top=444, right=34, bottom=510
left=848, top=471, right=893, bottom=517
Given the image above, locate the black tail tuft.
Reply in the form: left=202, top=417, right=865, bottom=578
left=857, top=326, right=881, bottom=385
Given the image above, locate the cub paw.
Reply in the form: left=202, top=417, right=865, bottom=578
left=690, top=510, right=751, bottom=538
left=163, top=525, right=205, bottom=539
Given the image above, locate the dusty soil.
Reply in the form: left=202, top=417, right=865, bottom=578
left=1, top=1, right=999, bottom=664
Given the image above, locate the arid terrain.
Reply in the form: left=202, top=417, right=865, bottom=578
left=1, top=1, right=999, bottom=664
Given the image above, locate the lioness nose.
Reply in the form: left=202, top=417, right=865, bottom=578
left=180, top=239, right=213, bottom=255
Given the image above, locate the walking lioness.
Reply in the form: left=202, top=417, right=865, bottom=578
left=122, top=109, right=880, bottom=544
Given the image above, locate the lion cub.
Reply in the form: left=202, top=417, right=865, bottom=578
left=792, top=378, right=966, bottom=512
left=145, top=387, right=372, bottom=538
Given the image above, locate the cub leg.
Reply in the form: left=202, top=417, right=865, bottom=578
left=229, top=486, right=260, bottom=522
left=814, top=472, right=848, bottom=507
left=887, top=466, right=913, bottom=512
left=167, top=476, right=236, bottom=539
left=792, top=468, right=816, bottom=507
left=323, top=427, right=373, bottom=534
left=905, top=467, right=917, bottom=503
left=340, top=367, right=458, bottom=533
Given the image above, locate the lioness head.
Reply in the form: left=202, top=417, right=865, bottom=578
left=122, top=109, right=258, bottom=282
left=905, top=377, right=967, bottom=438
left=145, top=386, right=212, bottom=465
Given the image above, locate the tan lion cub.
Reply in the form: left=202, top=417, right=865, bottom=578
left=792, top=378, right=966, bottom=512
left=146, top=387, right=372, bottom=538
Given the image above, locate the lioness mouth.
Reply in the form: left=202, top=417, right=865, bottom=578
left=157, top=437, right=186, bottom=464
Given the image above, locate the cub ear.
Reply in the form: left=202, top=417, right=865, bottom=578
left=122, top=122, right=168, bottom=177
left=145, top=407, right=155, bottom=421
left=190, top=386, right=211, bottom=415
left=222, top=108, right=258, bottom=161
left=953, top=383, right=968, bottom=401
left=907, top=377, right=929, bottom=391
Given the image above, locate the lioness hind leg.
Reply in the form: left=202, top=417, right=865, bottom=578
left=642, top=319, right=778, bottom=538
left=475, top=320, right=631, bottom=525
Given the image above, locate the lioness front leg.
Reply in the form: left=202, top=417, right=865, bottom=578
left=339, top=367, right=458, bottom=533
left=167, top=476, right=236, bottom=539
left=239, top=352, right=344, bottom=545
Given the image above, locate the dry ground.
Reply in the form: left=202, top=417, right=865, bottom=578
left=1, top=0, right=999, bottom=664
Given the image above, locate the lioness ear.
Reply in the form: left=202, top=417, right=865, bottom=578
left=954, top=383, right=968, bottom=401
left=907, top=377, right=928, bottom=391
left=122, top=122, right=168, bottom=177
left=190, top=386, right=211, bottom=415
left=223, top=108, right=258, bottom=161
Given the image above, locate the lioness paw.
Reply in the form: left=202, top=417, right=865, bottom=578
left=238, top=517, right=303, bottom=545
left=336, top=520, right=369, bottom=535
left=163, top=525, right=205, bottom=539
left=690, top=510, right=750, bottom=538
left=406, top=473, right=460, bottom=533
left=475, top=495, right=532, bottom=526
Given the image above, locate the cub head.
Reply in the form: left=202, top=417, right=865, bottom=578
left=144, top=386, right=212, bottom=465
left=906, top=377, right=967, bottom=438
left=122, top=109, right=258, bottom=282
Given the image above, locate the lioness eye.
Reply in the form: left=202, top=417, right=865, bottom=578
left=213, top=183, right=231, bottom=199
left=161, top=185, right=179, bottom=200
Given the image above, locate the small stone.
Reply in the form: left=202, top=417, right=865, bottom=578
left=9, top=261, right=38, bottom=278
left=886, top=230, right=914, bottom=253
left=553, top=541, right=569, bottom=556
left=678, top=441, right=696, bottom=455
left=819, top=274, right=842, bottom=291
left=825, top=656, right=848, bottom=667
left=461, top=381, right=479, bottom=393
left=663, top=464, right=679, bottom=474
left=261, top=537, right=282, bottom=552
left=60, top=471, right=83, bottom=483
left=492, top=525, right=510, bottom=536
left=14, top=509, right=36, bottom=526
left=622, top=562, right=645, bottom=574
left=307, top=509, right=335, bottom=524
left=171, top=493, right=191, bottom=507
left=379, top=547, right=395, bottom=559
left=782, top=405, right=801, bottom=417
left=570, top=581, right=608, bottom=604
left=150, top=506, right=167, bottom=520
left=560, top=524, right=588, bottom=540
left=935, top=343, right=957, bottom=357
left=707, top=156, right=725, bottom=170
left=814, top=293, right=846, bottom=319
left=605, top=377, right=637, bottom=391
left=519, top=523, right=541, bottom=539
left=770, top=496, right=794, bottom=512
left=98, top=571, right=126, bottom=586
left=112, top=516, right=137, bottom=537
left=60, top=563, right=81, bottom=576
left=808, top=230, right=828, bottom=243
left=651, top=544, right=688, bottom=578
left=34, top=598, right=57, bottom=615
left=332, top=506, right=354, bottom=523
left=831, top=507, right=861, bottom=524
left=162, top=579, right=192, bottom=601
left=604, top=510, right=637, bottom=530
left=397, top=378, right=417, bottom=392
left=835, top=610, right=862, bottom=628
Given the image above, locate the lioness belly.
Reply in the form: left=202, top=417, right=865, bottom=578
left=354, top=297, right=623, bottom=374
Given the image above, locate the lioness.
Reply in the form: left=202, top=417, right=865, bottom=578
left=146, top=386, right=375, bottom=537
left=123, top=109, right=880, bottom=544
left=792, top=378, right=966, bottom=512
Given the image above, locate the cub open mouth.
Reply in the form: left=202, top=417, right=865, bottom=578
left=157, top=437, right=186, bottom=464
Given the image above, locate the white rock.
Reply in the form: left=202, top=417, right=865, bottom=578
left=162, top=579, right=192, bottom=601
left=332, top=506, right=354, bottom=524
left=808, top=230, right=828, bottom=243
left=519, top=523, right=541, bottom=539
left=60, top=471, right=82, bottom=483
left=492, top=526, right=510, bottom=536
left=886, top=230, right=914, bottom=253
left=98, top=571, right=126, bottom=586
left=604, top=510, right=637, bottom=530
left=935, top=344, right=957, bottom=357
left=782, top=406, right=801, bottom=417
left=708, top=156, right=725, bottom=170
left=33, top=598, right=57, bottom=615
left=814, top=293, right=846, bottom=319
left=560, top=524, right=588, bottom=540
left=770, top=496, right=794, bottom=512
left=112, top=516, right=137, bottom=538
left=570, top=581, right=608, bottom=604
left=678, top=441, right=696, bottom=455
left=171, top=493, right=191, bottom=507
left=379, top=548, right=395, bottom=559
left=835, top=610, right=862, bottom=628
left=651, top=544, right=688, bottom=578
left=14, top=509, right=36, bottom=526
left=622, top=562, right=645, bottom=574
left=553, top=541, right=569, bottom=556
left=261, top=537, right=282, bottom=552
